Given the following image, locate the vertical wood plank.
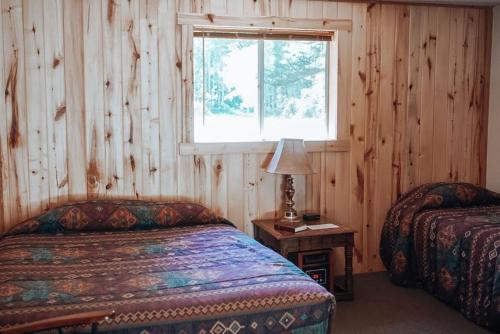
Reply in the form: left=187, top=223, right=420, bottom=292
left=404, top=6, right=423, bottom=190
left=211, top=155, right=228, bottom=217
left=449, top=8, right=466, bottom=182
left=84, top=0, right=106, bottom=199
left=0, top=5, right=8, bottom=231
left=258, top=154, right=278, bottom=219
left=44, top=0, right=68, bottom=206
left=462, top=9, right=479, bottom=183
left=121, top=0, right=142, bottom=199
left=193, top=154, right=211, bottom=207
left=337, top=3, right=353, bottom=139
left=349, top=3, right=367, bottom=272
left=177, top=0, right=195, bottom=201
left=103, top=0, right=124, bottom=197
left=417, top=7, right=437, bottom=184
left=158, top=0, right=178, bottom=199
left=2, top=0, right=30, bottom=222
left=64, top=0, right=87, bottom=200
left=140, top=0, right=161, bottom=199
left=24, top=0, right=49, bottom=215
left=227, top=154, right=244, bottom=228
left=364, top=3, right=381, bottom=272
left=392, top=6, right=409, bottom=200
left=432, top=7, right=452, bottom=182
left=243, top=153, right=258, bottom=236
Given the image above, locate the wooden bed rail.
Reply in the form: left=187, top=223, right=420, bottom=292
left=0, top=310, right=115, bottom=334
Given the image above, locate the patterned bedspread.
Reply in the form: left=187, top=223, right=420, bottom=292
left=380, top=183, right=500, bottom=330
left=0, top=201, right=335, bottom=333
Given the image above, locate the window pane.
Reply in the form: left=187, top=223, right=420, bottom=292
left=194, top=37, right=259, bottom=142
left=262, top=40, right=327, bottom=141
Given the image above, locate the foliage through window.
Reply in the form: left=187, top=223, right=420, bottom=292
left=193, top=33, right=334, bottom=143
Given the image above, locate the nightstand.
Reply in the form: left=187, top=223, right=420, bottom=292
left=252, top=217, right=356, bottom=301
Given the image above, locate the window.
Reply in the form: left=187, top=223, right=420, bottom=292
left=193, top=31, right=336, bottom=143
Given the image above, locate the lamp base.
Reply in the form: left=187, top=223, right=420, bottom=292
left=280, top=216, right=302, bottom=224
left=281, top=174, right=301, bottom=224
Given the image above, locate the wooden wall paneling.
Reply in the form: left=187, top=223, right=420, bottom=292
left=84, top=0, right=106, bottom=199
left=323, top=0, right=338, bottom=19
left=177, top=0, right=194, bottom=201
left=193, top=154, right=211, bottom=207
left=307, top=0, right=323, bottom=19
left=463, top=9, right=480, bottom=183
left=158, top=0, right=178, bottom=199
left=0, top=5, right=8, bottom=231
left=191, top=0, right=204, bottom=13
left=24, top=0, right=49, bottom=216
left=276, top=0, right=291, bottom=17
left=0, top=0, right=492, bottom=271
left=449, top=8, right=466, bottom=182
left=242, top=0, right=259, bottom=15
left=226, top=154, right=244, bottom=230
left=348, top=3, right=367, bottom=272
left=371, top=5, right=399, bottom=272
left=211, top=155, right=228, bottom=217
left=140, top=0, right=161, bottom=199
left=103, top=0, right=124, bottom=197
left=392, top=6, right=409, bottom=200
left=432, top=7, right=452, bottom=182
left=403, top=6, right=422, bottom=191
left=226, top=0, right=244, bottom=16
left=364, top=3, right=381, bottom=272
left=324, top=152, right=336, bottom=222
left=305, top=153, right=322, bottom=213
left=258, top=154, right=278, bottom=219
left=417, top=7, right=437, bottom=184
left=64, top=0, right=87, bottom=200
left=44, top=0, right=68, bottom=206
left=207, top=0, right=226, bottom=15
left=289, top=0, right=307, bottom=18
left=121, top=0, right=143, bottom=199
left=336, top=3, right=353, bottom=139
left=243, top=153, right=258, bottom=236
left=334, top=151, right=350, bottom=274
left=475, top=9, right=492, bottom=186
left=2, top=0, right=30, bottom=222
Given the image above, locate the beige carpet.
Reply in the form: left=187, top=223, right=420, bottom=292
left=333, top=272, right=493, bottom=334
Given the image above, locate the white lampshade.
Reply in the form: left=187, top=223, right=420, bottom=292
left=266, top=138, right=314, bottom=175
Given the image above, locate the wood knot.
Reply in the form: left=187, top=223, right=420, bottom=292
left=130, top=155, right=136, bottom=171
left=52, top=57, right=61, bottom=69
left=55, top=104, right=66, bottom=121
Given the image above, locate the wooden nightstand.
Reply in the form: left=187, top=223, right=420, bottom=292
left=252, top=217, right=356, bottom=301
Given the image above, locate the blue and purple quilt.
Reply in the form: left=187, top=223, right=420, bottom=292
left=0, top=201, right=335, bottom=333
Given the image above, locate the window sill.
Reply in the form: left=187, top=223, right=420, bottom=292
left=179, top=140, right=350, bottom=155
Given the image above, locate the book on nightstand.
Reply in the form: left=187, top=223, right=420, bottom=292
left=274, top=222, right=339, bottom=233
left=274, top=222, right=308, bottom=233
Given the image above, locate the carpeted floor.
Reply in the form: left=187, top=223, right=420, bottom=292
left=333, top=272, right=493, bottom=334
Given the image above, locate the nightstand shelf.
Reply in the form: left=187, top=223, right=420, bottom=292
left=252, top=217, right=356, bottom=301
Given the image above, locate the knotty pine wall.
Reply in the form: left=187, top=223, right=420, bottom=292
left=0, top=0, right=491, bottom=272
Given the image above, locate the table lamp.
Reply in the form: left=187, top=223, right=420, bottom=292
left=266, top=138, right=315, bottom=223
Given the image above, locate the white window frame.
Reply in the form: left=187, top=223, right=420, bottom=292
left=177, top=13, right=352, bottom=155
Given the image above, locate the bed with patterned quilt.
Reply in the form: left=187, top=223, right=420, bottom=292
left=380, top=183, right=500, bottom=331
left=0, top=201, right=335, bottom=333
